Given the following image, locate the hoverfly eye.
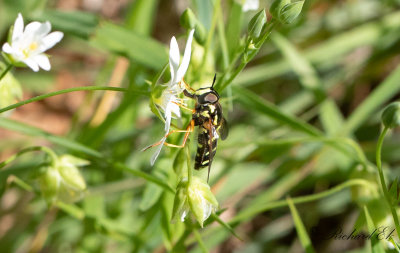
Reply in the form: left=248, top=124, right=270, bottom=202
left=204, top=93, right=218, bottom=103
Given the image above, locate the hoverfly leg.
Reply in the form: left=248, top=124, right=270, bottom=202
left=164, top=119, right=194, bottom=148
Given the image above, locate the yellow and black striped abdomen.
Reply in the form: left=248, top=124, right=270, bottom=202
left=194, top=129, right=218, bottom=170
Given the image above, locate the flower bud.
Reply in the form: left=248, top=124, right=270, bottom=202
left=39, top=154, right=88, bottom=205
left=171, top=177, right=218, bottom=227
left=180, top=9, right=197, bottom=30
left=381, top=102, right=400, bottom=129
left=270, top=0, right=290, bottom=20
left=39, top=166, right=61, bottom=205
left=270, top=0, right=304, bottom=24
left=0, top=62, right=22, bottom=117
left=247, top=9, right=267, bottom=41
left=180, top=8, right=206, bottom=45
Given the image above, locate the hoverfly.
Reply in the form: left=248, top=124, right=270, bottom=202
left=183, top=74, right=228, bottom=181
left=144, top=75, right=228, bottom=181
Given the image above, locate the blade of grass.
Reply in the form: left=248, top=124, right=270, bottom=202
left=233, top=86, right=322, bottom=136
left=364, top=206, right=386, bottom=253
left=287, top=197, right=316, bottom=253
left=341, top=64, right=400, bottom=135
left=271, top=32, right=325, bottom=101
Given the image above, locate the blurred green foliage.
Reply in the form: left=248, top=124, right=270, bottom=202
left=1, top=0, right=400, bottom=252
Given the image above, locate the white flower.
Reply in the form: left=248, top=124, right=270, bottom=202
left=2, top=13, right=63, bottom=72
left=171, top=177, right=219, bottom=227
left=150, top=29, right=194, bottom=165
left=240, top=0, right=259, bottom=12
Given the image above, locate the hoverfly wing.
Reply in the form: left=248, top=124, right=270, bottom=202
left=218, top=117, right=229, bottom=140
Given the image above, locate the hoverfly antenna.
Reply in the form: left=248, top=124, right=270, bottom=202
left=211, top=73, right=217, bottom=88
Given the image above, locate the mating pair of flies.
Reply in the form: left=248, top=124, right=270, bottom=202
left=145, top=75, right=228, bottom=181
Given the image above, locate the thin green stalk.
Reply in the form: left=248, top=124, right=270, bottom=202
left=9, top=175, right=34, bottom=192
left=218, top=21, right=276, bottom=91
left=193, top=229, right=209, bottom=253
left=0, top=146, right=56, bottom=169
left=375, top=126, right=400, bottom=240
left=0, top=63, right=12, bottom=82
left=230, top=179, right=373, bottom=224
left=0, top=86, right=133, bottom=114
left=199, top=0, right=221, bottom=76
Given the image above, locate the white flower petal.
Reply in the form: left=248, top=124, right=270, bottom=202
left=164, top=108, right=172, bottom=132
left=169, top=36, right=180, bottom=83
left=22, top=58, right=39, bottom=72
left=24, top=22, right=41, bottom=35
left=2, top=43, right=14, bottom=54
left=169, top=101, right=181, bottom=118
left=26, top=21, right=51, bottom=38
left=12, top=13, right=24, bottom=41
left=176, top=29, right=194, bottom=82
left=41, top=31, right=63, bottom=52
left=150, top=137, right=166, bottom=166
left=181, top=209, right=188, bottom=222
left=34, top=54, right=51, bottom=71
left=242, top=0, right=259, bottom=12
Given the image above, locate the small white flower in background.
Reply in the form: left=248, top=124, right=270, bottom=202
left=238, top=0, right=259, bottom=12
left=171, top=177, right=219, bottom=227
left=2, top=13, right=63, bottom=72
left=150, top=29, right=195, bottom=165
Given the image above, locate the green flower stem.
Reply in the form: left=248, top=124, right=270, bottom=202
left=199, top=0, right=221, bottom=76
left=0, top=146, right=56, bottom=169
left=218, top=20, right=276, bottom=92
left=9, top=175, right=34, bottom=192
left=376, top=126, right=400, bottom=240
left=0, top=63, right=12, bottom=82
left=230, top=179, right=374, bottom=224
left=0, top=86, right=136, bottom=114
left=193, top=228, right=209, bottom=253
left=186, top=140, right=192, bottom=185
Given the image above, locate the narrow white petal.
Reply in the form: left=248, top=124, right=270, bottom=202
left=180, top=209, right=188, bottom=222
left=169, top=36, right=180, bottom=84
left=12, top=13, right=24, bottom=41
left=169, top=102, right=181, bottom=118
left=150, top=137, right=166, bottom=166
left=34, top=54, right=51, bottom=71
left=176, top=29, right=194, bottom=82
left=164, top=108, right=172, bottom=132
left=2, top=43, right=14, bottom=54
left=23, top=58, right=39, bottom=72
left=41, top=31, right=63, bottom=52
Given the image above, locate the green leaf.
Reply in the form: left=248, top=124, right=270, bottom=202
left=34, top=10, right=99, bottom=39
left=279, top=1, right=304, bottom=24
left=91, top=22, right=168, bottom=69
left=287, top=197, right=316, bottom=253
left=364, top=206, right=386, bottom=253
left=342, top=64, right=400, bottom=135
left=271, top=32, right=325, bottom=101
left=389, top=177, right=400, bottom=206
left=233, top=86, right=322, bottom=136
left=319, top=99, right=345, bottom=135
